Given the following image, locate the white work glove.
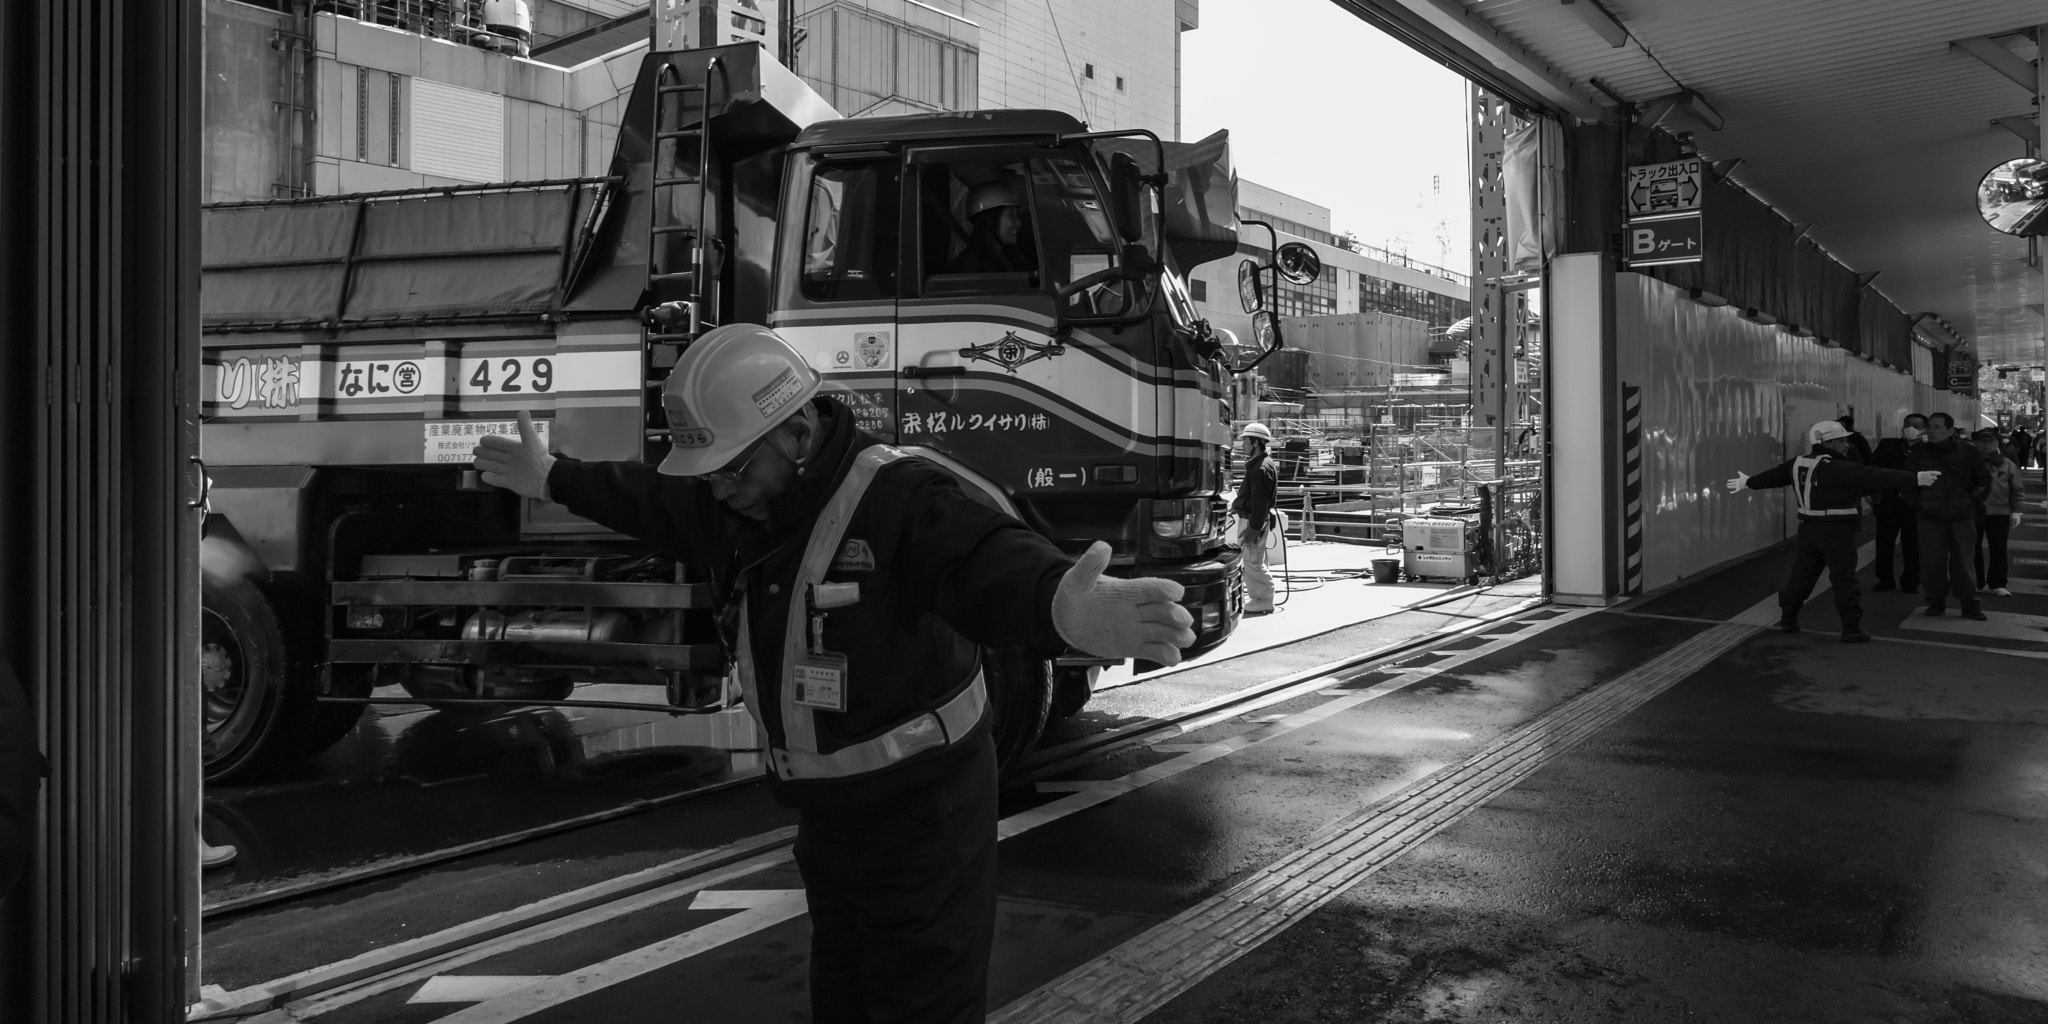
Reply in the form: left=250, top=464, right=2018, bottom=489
left=1052, top=542, right=1197, bottom=666
left=1725, top=471, right=1748, bottom=494
left=473, top=409, right=557, bottom=501
left=1915, top=470, right=1941, bottom=487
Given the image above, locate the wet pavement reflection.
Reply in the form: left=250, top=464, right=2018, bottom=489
left=201, top=682, right=763, bottom=910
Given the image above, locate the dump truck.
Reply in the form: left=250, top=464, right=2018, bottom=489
left=198, top=42, right=1251, bottom=779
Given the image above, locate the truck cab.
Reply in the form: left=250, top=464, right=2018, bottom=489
left=769, top=111, right=1245, bottom=660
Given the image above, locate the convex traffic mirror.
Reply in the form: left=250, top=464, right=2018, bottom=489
left=1274, top=241, right=1322, bottom=285
left=1976, top=157, right=2048, bottom=237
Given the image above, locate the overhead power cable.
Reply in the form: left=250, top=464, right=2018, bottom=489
left=1042, top=0, right=1093, bottom=126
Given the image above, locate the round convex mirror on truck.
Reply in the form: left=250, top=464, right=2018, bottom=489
left=1274, top=240, right=1322, bottom=284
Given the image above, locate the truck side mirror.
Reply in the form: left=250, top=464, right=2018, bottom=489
left=1110, top=153, right=1145, bottom=243
left=1236, top=258, right=1263, bottom=313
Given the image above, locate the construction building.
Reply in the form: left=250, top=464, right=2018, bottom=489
left=1187, top=178, right=1472, bottom=364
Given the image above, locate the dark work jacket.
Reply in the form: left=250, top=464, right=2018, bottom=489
left=1904, top=436, right=1991, bottom=522
left=1868, top=437, right=1917, bottom=513
left=1745, top=449, right=1916, bottom=522
left=1, top=660, right=39, bottom=899
left=1231, top=450, right=1277, bottom=526
left=1843, top=430, right=1872, bottom=464
left=547, top=396, right=1071, bottom=810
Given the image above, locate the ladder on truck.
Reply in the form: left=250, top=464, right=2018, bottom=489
left=644, top=56, right=726, bottom=454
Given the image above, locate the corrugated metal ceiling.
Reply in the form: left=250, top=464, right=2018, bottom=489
left=1383, top=0, right=2047, bottom=368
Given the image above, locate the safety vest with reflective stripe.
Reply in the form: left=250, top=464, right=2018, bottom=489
left=732, top=445, right=988, bottom=782
left=1793, top=454, right=1859, bottom=519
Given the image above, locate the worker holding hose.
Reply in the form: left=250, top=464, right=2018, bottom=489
left=474, top=323, right=1194, bottom=1024
left=1232, top=422, right=1280, bottom=615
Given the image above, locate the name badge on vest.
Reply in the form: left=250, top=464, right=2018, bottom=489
left=793, top=652, right=849, bottom=712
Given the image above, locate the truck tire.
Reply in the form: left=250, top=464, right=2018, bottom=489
left=1048, top=666, right=1093, bottom=723
left=982, top=647, right=1051, bottom=777
left=201, top=574, right=365, bottom=780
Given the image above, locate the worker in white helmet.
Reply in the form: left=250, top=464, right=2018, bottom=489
left=473, top=323, right=1193, bottom=1023
left=1727, top=419, right=1940, bottom=641
left=946, top=179, right=1036, bottom=275
left=1231, top=421, right=1279, bottom=614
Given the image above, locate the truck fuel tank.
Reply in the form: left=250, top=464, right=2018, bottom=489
left=461, top=609, right=635, bottom=644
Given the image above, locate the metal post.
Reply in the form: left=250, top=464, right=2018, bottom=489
left=2, top=0, right=200, bottom=1019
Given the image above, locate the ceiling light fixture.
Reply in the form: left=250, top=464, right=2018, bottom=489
left=1639, top=89, right=1723, bottom=132
left=1559, top=0, right=1629, bottom=48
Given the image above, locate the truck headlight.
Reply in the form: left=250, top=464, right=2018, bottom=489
left=1150, top=499, right=1212, bottom=539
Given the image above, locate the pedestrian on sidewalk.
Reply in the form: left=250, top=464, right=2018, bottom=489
left=1231, top=422, right=1280, bottom=615
left=474, top=324, right=1195, bottom=1024
left=1973, top=427, right=2027, bottom=597
left=1869, top=414, right=1926, bottom=592
left=2011, top=424, right=2033, bottom=469
left=1907, top=412, right=1991, bottom=619
left=1727, top=420, right=1938, bottom=642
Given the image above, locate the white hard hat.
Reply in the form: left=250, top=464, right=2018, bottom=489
left=1809, top=420, right=1850, bottom=446
left=966, top=180, right=1022, bottom=218
left=1239, top=422, right=1273, bottom=442
left=658, top=324, right=820, bottom=477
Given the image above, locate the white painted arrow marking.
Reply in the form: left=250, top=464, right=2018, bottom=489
left=427, top=890, right=808, bottom=1024
left=408, top=977, right=552, bottom=1004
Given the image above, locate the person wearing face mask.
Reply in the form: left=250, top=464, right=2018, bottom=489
left=1905, top=412, right=1992, bottom=619
left=1867, top=413, right=1927, bottom=592
left=1972, top=427, right=2029, bottom=597
left=472, top=323, right=1194, bottom=1024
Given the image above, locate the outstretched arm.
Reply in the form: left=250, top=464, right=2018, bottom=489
left=1729, top=459, right=1794, bottom=492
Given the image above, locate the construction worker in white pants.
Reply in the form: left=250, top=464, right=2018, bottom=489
left=1233, top=422, right=1279, bottom=614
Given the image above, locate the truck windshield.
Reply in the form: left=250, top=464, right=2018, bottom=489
left=914, top=152, right=1132, bottom=314
left=798, top=160, right=900, bottom=303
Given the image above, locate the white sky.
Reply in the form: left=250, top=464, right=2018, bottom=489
left=1181, top=0, right=1472, bottom=269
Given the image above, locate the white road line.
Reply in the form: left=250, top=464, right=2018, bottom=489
left=408, top=977, right=551, bottom=1004
left=428, top=891, right=808, bottom=1024
left=190, top=830, right=799, bottom=1021
left=988, top=579, right=1815, bottom=1023
left=273, top=852, right=794, bottom=1022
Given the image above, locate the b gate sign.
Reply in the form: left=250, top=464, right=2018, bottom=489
left=1625, top=213, right=1704, bottom=268
left=1624, top=158, right=1707, bottom=269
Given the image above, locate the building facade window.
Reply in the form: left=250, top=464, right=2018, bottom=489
left=1358, top=274, right=1470, bottom=329
left=1189, top=278, right=1206, bottom=302
left=1085, top=63, right=1095, bottom=78
left=1272, top=269, right=1336, bottom=317
left=1115, top=76, right=1125, bottom=90
left=731, top=11, right=766, bottom=34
